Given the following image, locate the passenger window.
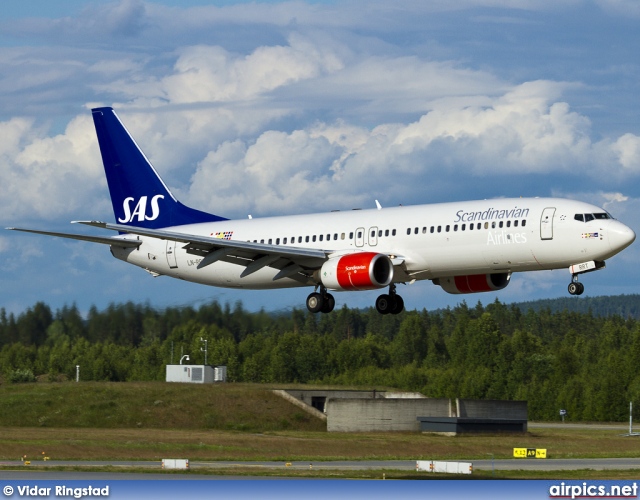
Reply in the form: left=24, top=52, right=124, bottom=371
left=385, top=229, right=389, bottom=237
left=298, top=236, right=303, bottom=243
left=276, top=238, right=280, bottom=245
left=522, top=220, right=527, bottom=227
left=341, top=233, right=345, bottom=240
left=430, top=226, right=434, bottom=233
left=319, top=235, right=323, bottom=242
left=461, top=224, right=465, bottom=231
left=268, top=239, right=272, bottom=244
left=506, top=221, right=511, bottom=228
left=414, top=227, right=419, bottom=234
left=334, top=234, right=338, bottom=240
left=498, top=221, right=503, bottom=228
left=406, top=228, right=411, bottom=235
left=484, top=222, right=489, bottom=229
left=357, top=231, right=362, bottom=239
left=446, top=225, right=450, bottom=232
left=469, top=224, right=473, bottom=231
left=491, top=222, right=496, bottom=229
left=349, top=232, right=353, bottom=239
left=454, top=224, right=458, bottom=231
left=260, top=239, right=264, bottom=243
left=437, top=226, right=442, bottom=233
left=514, top=220, right=518, bottom=227
left=313, top=235, right=317, bottom=242
left=392, top=229, right=396, bottom=236
left=305, top=236, right=310, bottom=243
left=575, top=214, right=584, bottom=222
left=378, top=230, right=382, bottom=237
left=422, top=227, right=427, bottom=234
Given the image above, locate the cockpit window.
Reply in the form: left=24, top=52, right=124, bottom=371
left=575, top=212, right=612, bottom=222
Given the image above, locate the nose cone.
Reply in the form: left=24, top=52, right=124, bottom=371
left=609, top=221, right=636, bottom=253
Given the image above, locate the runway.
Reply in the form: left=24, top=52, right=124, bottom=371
left=1, top=457, right=639, bottom=480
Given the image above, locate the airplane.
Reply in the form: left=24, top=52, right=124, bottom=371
left=7, top=107, right=636, bottom=314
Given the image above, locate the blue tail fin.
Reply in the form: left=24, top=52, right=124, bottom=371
left=91, top=107, right=226, bottom=228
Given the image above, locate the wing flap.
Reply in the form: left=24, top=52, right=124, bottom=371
left=75, top=221, right=328, bottom=262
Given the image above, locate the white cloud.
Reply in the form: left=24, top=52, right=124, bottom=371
left=611, top=133, right=640, bottom=171
left=0, top=115, right=104, bottom=221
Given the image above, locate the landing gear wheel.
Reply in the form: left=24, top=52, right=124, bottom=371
left=306, top=292, right=324, bottom=313
left=568, top=282, right=584, bottom=296
left=390, top=295, right=404, bottom=315
left=376, top=294, right=392, bottom=315
left=321, top=293, right=335, bottom=313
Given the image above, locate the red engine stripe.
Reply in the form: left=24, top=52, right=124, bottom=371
left=454, top=275, right=471, bottom=294
left=454, top=274, right=493, bottom=293
left=336, top=253, right=376, bottom=290
left=467, top=274, right=492, bottom=292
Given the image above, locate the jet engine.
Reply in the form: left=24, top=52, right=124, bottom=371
left=434, top=272, right=511, bottom=294
left=319, top=252, right=393, bottom=291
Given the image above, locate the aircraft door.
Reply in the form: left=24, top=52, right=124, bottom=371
left=368, top=226, right=378, bottom=247
left=540, top=207, right=556, bottom=240
left=355, top=227, right=365, bottom=247
left=166, top=240, right=178, bottom=268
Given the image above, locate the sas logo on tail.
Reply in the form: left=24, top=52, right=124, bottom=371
left=119, top=195, right=164, bottom=223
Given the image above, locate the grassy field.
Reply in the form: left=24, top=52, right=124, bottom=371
left=1, top=381, right=638, bottom=479
left=0, top=381, right=326, bottom=431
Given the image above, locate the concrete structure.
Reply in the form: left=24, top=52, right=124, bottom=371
left=275, top=389, right=527, bottom=434
left=165, top=365, right=214, bottom=383
left=418, top=399, right=528, bottom=434
left=282, top=389, right=425, bottom=412
left=326, top=398, right=451, bottom=432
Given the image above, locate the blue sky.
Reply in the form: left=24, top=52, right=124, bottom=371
left=1, top=0, right=639, bottom=316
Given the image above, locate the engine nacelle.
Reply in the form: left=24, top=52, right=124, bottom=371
left=435, top=272, right=511, bottom=295
left=319, top=252, right=393, bottom=291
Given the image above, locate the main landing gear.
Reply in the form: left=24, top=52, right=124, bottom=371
left=568, top=275, right=585, bottom=296
left=306, top=287, right=336, bottom=314
left=375, top=284, right=404, bottom=315
left=305, top=284, right=405, bottom=314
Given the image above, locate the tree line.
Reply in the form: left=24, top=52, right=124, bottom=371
left=1, top=297, right=640, bottom=422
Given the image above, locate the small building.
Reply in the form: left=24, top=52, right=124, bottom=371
left=166, top=364, right=214, bottom=384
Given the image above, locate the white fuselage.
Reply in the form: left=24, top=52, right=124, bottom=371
left=111, top=197, right=635, bottom=291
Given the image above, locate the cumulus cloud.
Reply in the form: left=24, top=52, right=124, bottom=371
left=0, top=115, right=105, bottom=221
left=183, top=76, right=639, bottom=217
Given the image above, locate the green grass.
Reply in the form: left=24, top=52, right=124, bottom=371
left=1, top=381, right=638, bottom=480
left=0, top=381, right=325, bottom=432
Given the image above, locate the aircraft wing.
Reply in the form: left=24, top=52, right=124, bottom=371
left=6, top=227, right=142, bottom=248
left=75, top=221, right=329, bottom=281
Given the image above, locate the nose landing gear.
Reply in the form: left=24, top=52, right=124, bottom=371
left=568, top=276, right=584, bottom=296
